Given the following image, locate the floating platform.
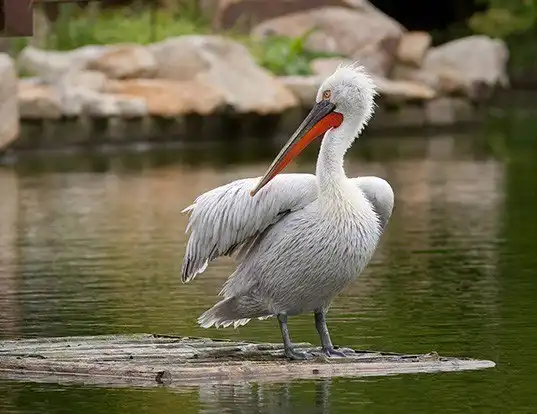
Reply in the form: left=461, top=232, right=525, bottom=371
left=0, top=334, right=495, bottom=388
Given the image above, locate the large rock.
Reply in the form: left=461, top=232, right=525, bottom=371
left=278, top=76, right=322, bottom=106
left=18, top=82, right=63, bottom=119
left=252, top=7, right=404, bottom=76
left=18, top=45, right=108, bottom=83
left=0, top=54, right=19, bottom=150
left=61, top=70, right=108, bottom=92
left=18, top=76, right=147, bottom=118
left=309, top=57, right=436, bottom=103
left=86, top=44, right=158, bottom=79
left=412, top=35, right=508, bottom=100
left=148, top=35, right=298, bottom=114
left=392, top=64, right=464, bottom=96
left=310, top=57, right=352, bottom=78
left=396, top=31, right=431, bottom=67
left=373, top=76, right=437, bottom=103
left=103, top=79, right=226, bottom=116
left=211, top=0, right=383, bottom=31
left=78, top=91, right=148, bottom=117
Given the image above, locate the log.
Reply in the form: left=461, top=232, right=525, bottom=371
left=0, top=334, right=495, bottom=388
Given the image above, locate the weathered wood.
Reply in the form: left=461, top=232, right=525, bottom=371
left=0, top=334, right=495, bottom=388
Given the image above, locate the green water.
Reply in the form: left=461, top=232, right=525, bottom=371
left=0, top=110, right=536, bottom=413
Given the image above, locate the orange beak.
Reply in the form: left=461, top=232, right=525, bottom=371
left=250, top=100, right=343, bottom=196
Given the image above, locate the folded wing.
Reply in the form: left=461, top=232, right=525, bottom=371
left=352, top=176, right=394, bottom=231
left=181, top=173, right=318, bottom=283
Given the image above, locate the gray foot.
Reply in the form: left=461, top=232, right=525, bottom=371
left=322, top=347, right=356, bottom=357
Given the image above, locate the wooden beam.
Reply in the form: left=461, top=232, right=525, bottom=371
left=0, top=333, right=496, bottom=388
left=2, top=0, right=33, bottom=36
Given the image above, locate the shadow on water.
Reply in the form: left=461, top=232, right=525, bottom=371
left=0, top=107, right=536, bottom=413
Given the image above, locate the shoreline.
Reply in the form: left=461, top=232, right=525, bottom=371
left=5, top=97, right=485, bottom=155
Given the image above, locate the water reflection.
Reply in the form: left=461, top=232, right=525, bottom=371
left=199, top=380, right=332, bottom=414
left=0, top=169, right=20, bottom=338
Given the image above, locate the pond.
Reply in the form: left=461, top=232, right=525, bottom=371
left=0, top=106, right=536, bottom=413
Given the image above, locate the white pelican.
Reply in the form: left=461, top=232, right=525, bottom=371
left=181, top=63, right=394, bottom=360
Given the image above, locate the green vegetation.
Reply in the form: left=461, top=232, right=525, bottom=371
left=12, top=3, right=336, bottom=76
left=469, top=0, right=537, bottom=38
left=249, top=30, right=340, bottom=76
left=469, top=0, right=537, bottom=66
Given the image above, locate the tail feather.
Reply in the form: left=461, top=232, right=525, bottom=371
left=198, top=295, right=268, bottom=329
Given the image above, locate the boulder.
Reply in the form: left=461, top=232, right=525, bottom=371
left=148, top=35, right=298, bottom=114
left=310, top=57, right=352, bottom=78
left=18, top=45, right=108, bottom=84
left=0, top=54, right=19, bottom=150
left=252, top=7, right=404, bottom=76
left=373, top=76, right=437, bottom=103
left=210, top=0, right=383, bottom=31
left=396, top=31, right=431, bottom=67
left=18, top=82, right=62, bottom=119
left=392, top=64, right=465, bottom=96
left=52, top=70, right=109, bottom=117
left=79, top=91, right=148, bottom=117
left=310, top=57, right=435, bottom=103
left=103, top=79, right=226, bottom=116
left=61, top=70, right=108, bottom=92
left=421, top=35, right=509, bottom=100
left=86, top=44, right=158, bottom=79
left=278, top=76, right=323, bottom=106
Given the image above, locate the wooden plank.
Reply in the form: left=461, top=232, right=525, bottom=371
left=0, top=334, right=496, bottom=388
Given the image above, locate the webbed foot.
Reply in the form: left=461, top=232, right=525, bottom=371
left=322, top=347, right=356, bottom=358
left=284, top=348, right=312, bottom=361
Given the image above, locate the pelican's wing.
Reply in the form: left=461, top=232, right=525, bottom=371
left=353, top=176, right=394, bottom=231
left=181, top=173, right=317, bottom=282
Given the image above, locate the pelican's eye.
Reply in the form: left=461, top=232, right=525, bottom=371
left=322, top=90, right=331, bottom=100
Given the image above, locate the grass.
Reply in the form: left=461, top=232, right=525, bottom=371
left=11, top=3, right=341, bottom=76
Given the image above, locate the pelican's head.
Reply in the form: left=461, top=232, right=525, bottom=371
left=315, top=63, right=377, bottom=131
left=250, top=62, right=377, bottom=196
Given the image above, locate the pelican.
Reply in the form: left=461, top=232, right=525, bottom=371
left=181, top=63, right=394, bottom=360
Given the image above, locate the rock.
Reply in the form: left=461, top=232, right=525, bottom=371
left=51, top=71, right=109, bottom=117
left=421, top=35, right=509, bottom=100
left=396, top=31, right=431, bottom=67
left=391, top=64, right=464, bottom=95
left=61, top=70, right=108, bottom=91
left=149, top=35, right=298, bottom=114
left=310, top=57, right=352, bottom=77
left=373, top=76, right=437, bottom=103
left=103, top=79, right=226, bottom=116
left=278, top=76, right=323, bottom=106
left=18, top=45, right=108, bottom=83
left=86, top=44, right=158, bottom=79
left=0, top=54, right=19, bottom=150
left=18, top=82, right=62, bottom=119
left=212, top=0, right=392, bottom=31
left=252, top=7, right=404, bottom=76
left=79, top=91, right=148, bottom=117
left=301, top=58, right=436, bottom=105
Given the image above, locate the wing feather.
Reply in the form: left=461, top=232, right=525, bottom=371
left=181, top=173, right=317, bottom=282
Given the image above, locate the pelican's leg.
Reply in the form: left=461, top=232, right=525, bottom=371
left=314, top=310, right=355, bottom=357
left=277, top=314, right=310, bottom=360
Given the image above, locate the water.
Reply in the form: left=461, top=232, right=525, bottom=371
left=0, top=110, right=537, bottom=413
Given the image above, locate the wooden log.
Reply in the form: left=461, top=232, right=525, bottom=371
left=0, top=334, right=496, bottom=388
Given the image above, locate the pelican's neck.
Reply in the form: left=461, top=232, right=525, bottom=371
left=316, top=122, right=356, bottom=199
